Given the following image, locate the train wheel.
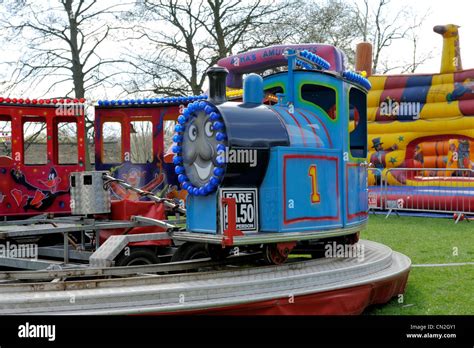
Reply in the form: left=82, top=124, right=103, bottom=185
left=114, top=248, right=159, bottom=266
left=206, top=244, right=230, bottom=261
left=263, top=242, right=296, bottom=265
left=171, top=242, right=209, bottom=262
left=343, top=232, right=360, bottom=245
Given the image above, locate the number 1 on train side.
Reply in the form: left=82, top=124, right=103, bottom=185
left=308, top=165, right=321, bottom=203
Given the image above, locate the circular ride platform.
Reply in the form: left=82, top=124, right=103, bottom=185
left=0, top=240, right=410, bottom=315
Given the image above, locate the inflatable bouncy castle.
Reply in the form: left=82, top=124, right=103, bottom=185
left=359, top=24, right=474, bottom=187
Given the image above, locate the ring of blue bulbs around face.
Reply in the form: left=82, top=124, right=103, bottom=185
left=97, top=94, right=207, bottom=106
left=297, top=50, right=331, bottom=70
left=172, top=100, right=227, bottom=196
left=342, top=71, right=372, bottom=91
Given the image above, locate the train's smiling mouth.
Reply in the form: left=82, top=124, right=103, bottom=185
left=193, top=160, right=212, bottom=180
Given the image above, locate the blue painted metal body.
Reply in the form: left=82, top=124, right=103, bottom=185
left=259, top=147, right=342, bottom=232
left=186, top=194, right=217, bottom=233
left=183, top=48, right=369, bottom=240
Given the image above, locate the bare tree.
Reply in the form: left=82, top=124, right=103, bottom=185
left=124, top=0, right=207, bottom=96
left=0, top=0, right=132, bottom=98
left=0, top=0, right=133, bottom=168
left=401, top=15, right=433, bottom=73
left=125, top=0, right=293, bottom=96
left=355, top=0, right=370, bottom=42
left=279, top=0, right=361, bottom=65
left=355, top=0, right=423, bottom=73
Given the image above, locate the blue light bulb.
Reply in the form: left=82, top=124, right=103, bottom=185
left=210, top=112, right=220, bottom=121
left=204, top=105, right=214, bottom=114
left=210, top=176, right=220, bottom=186
left=213, top=167, right=224, bottom=176
left=216, top=132, right=227, bottom=141
left=173, top=134, right=183, bottom=143
left=213, top=121, right=224, bottom=130
left=177, top=115, right=187, bottom=124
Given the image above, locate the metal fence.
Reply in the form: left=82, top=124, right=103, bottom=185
left=368, top=167, right=474, bottom=221
left=367, top=167, right=384, bottom=210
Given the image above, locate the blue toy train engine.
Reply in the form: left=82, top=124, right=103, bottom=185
left=172, top=49, right=370, bottom=264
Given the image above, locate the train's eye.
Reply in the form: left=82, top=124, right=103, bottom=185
left=188, top=124, right=197, bottom=141
left=204, top=121, right=213, bottom=137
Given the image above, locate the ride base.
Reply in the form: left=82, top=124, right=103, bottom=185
left=0, top=240, right=410, bottom=315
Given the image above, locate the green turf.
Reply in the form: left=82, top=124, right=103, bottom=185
left=361, top=214, right=474, bottom=315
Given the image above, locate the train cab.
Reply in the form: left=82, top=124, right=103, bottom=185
left=261, top=55, right=369, bottom=229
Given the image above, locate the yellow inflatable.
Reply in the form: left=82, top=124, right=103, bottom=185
left=363, top=24, right=474, bottom=186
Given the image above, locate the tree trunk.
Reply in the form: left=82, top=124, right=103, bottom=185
left=63, top=0, right=91, bottom=170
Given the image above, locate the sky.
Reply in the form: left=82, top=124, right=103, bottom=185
left=0, top=0, right=473, bottom=99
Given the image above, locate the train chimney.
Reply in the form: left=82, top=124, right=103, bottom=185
left=206, top=66, right=228, bottom=105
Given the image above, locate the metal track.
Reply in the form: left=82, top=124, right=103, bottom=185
left=0, top=240, right=411, bottom=315
left=0, top=253, right=261, bottom=282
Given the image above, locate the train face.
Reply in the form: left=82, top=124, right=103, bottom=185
left=173, top=50, right=370, bottom=247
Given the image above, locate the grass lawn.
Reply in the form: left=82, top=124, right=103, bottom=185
left=362, top=214, right=474, bottom=315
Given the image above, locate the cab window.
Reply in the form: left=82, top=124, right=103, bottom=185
left=56, top=121, right=78, bottom=165
left=130, top=119, right=153, bottom=163
left=0, top=118, right=12, bottom=158
left=264, top=86, right=284, bottom=104
left=23, top=119, right=47, bottom=165
left=163, top=120, right=175, bottom=152
left=301, top=84, right=337, bottom=119
left=348, top=88, right=367, bottom=158
left=102, top=122, right=122, bottom=163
